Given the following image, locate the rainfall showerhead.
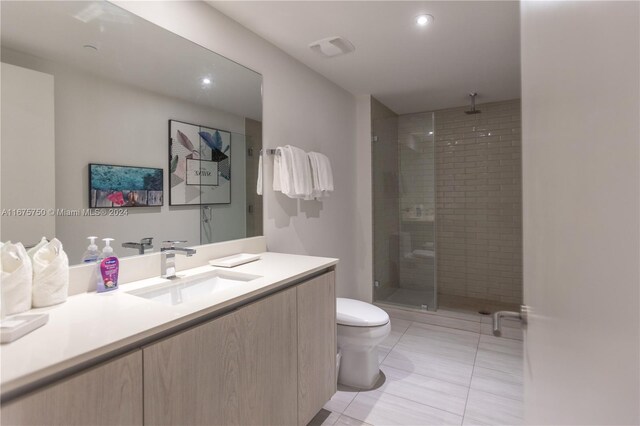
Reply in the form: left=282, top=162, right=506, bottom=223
left=465, top=92, right=481, bottom=114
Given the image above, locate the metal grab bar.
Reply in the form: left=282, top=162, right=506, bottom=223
left=493, top=306, right=528, bottom=337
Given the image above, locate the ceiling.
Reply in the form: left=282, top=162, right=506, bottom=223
left=208, top=1, right=520, bottom=114
left=1, top=1, right=262, bottom=121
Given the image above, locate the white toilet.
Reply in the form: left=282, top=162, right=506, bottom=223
left=336, top=298, right=391, bottom=389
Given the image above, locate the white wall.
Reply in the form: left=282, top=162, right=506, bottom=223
left=0, top=63, right=55, bottom=246
left=2, top=47, right=246, bottom=263
left=521, top=1, right=639, bottom=424
left=116, top=1, right=359, bottom=296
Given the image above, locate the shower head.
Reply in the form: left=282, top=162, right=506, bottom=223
left=465, top=92, right=481, bottom=114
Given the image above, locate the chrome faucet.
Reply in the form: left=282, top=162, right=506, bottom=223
left=161, top=240, right=196, bottom=279
left=122, top=237, right=154, bottom=255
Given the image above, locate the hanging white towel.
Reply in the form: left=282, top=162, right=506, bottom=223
left=32, top=238, right=69, bottom=308
left=308, top=153, right=322, bottom=198
left=317, top=152, right=334, bottom=192
left=256, top=152, right=263, bottom=195
left=284, top=145, right=313, bottom=199
left=273, top=150, right=282, bottom=192
left=308, top=152, right=334, bottom=198
left=287, top=145, right=313, bottom=198
left=277, top=147, right=292, bottom=195
left=273, top=146, right=314, bottom=199
left=1, top=242, right=33, bottom=316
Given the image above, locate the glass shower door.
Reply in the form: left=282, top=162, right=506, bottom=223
left=395, top=111, right=436, bottom=310
left=200, top=131, right=248, bottom=245
left=372, top=99, right=436, bottom=311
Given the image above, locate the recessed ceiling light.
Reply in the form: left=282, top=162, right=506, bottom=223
left=416, top=14, right=434, bottom=26
left=428, top=131, right=434, bottom=135
left=202, top=78, right=211, bottom=85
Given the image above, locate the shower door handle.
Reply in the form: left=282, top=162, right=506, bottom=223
left=493, top=305, right=529, bottom=336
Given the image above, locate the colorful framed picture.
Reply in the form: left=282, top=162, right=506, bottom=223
left=169, top=119, right=231, bottom=206
left=89, top=164, right=163, bottom=208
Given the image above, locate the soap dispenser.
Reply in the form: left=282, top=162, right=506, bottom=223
left=81, top=236, right=100, bottom=263
left=97, top=238, right=119, bottom=293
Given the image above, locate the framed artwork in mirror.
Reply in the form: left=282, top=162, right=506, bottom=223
left=89, top=164, right=163, bottom=208
left=169, top=120, right=231, bottom=206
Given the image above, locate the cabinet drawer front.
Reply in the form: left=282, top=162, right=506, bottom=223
left=143, top=311, right=240, bottom=426
left=1, top=351, right=143, bottom=426
left=237, top=287, right=298, bottom=425
left=143, top=287, right=298, bottom=426
left=297, top=271, right=337, bottom=425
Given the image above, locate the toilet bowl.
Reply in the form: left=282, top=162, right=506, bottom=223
left=336, top=298, right=391, bottom=389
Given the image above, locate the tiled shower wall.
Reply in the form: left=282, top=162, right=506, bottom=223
left=435, top=99, right=522, bottom=304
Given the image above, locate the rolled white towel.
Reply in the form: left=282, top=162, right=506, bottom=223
left=32, top=238, right=69, bottom=308
left=412, top=249, right=435, bottom=259
left=256, top=152, right=263, bottom=195
left=1, top=242, right=33, bottom=316
left=27, top=237, right=48, bottom=259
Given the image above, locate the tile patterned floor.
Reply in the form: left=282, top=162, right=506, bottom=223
left=310, top=317, right=523, bottom=426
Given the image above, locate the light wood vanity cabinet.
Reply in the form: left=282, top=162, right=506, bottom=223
left=1, top=270, right=336, bottom=426
left=144, top=270, right=336, bottom=426
left=143, top=287, right=298, bottom=426
left=1, top=352, right=143, bottom=426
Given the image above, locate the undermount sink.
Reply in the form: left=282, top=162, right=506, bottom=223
left=128, top=270, right=262, bottom=306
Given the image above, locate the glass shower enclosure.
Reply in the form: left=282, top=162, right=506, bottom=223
left=200, top=126, right=263, bottom=245
left=372, top=99, right=436, bottom=311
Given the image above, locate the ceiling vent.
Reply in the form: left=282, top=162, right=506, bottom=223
left=309, top=36, right=355, bottom=58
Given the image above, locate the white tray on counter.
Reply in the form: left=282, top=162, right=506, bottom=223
left=208, top=253, right=261, bottom=268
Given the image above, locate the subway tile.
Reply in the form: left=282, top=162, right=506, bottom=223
left=394, top=100, right=522, bottom=308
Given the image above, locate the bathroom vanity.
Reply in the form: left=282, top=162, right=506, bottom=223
left=1, top=2, right=336, bottom=424
left=0, top=251, right=337, bottom=426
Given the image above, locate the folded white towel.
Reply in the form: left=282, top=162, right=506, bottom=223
left=32, top=238, right=69, bottom=308
left=27, top=237, right=48, bottom=259
left=412, top=249, right=435, bottom=259
left=308, top=152, right=334, bottom=198
left=1, top=242, right=33, bottom=316
left=256, top=152, right=263, bottom=195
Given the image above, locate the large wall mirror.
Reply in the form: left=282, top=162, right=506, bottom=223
left=1, top=1, right=263, bottom=265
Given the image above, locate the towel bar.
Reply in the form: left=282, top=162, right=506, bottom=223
left=260, top=149, right=280, bottom=156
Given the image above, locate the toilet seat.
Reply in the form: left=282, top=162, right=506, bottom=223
left=336, top=298, right=389, bottom=327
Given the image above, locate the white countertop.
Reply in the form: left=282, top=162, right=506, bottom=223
left=1, top=252, right=338, bottom=397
